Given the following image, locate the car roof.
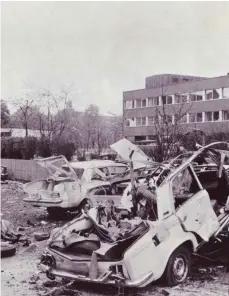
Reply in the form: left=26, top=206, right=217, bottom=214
left=68, top=160, right=127, bottom=170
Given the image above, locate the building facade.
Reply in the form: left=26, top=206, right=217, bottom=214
left=123, top=74, right=229, bottom=144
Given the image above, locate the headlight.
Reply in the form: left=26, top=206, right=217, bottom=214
left=51, top=192, right=60, bottom=198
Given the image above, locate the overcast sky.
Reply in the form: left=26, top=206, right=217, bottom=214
left=2, top=1, right=229, bottom=115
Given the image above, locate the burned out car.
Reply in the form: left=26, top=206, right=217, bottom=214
left=23, top=156, right=127, bottom=216
left=40, top=142, right=229, bottom=287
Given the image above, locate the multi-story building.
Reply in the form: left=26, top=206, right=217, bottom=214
left=123, top=73, right=229, bottom=144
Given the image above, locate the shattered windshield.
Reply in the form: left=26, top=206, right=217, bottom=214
left=36, top=156, right=77, bottom=180
left=62, top=166, right=85, bottom=179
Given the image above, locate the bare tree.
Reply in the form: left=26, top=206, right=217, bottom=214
left=149, top=86, right=193, bottom=161
left=1, top=100, right=11, bottom=127
left=13, top=97, right=34, bottom=137
left=36, top=88, right=72, bottom=142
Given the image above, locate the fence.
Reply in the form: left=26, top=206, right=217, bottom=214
left=1, top=159, right=49, bottom=182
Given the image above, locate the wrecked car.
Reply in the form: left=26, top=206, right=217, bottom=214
left=40, top=142, right=229, bottom=287
left=23, top=156, right=127, bottom=216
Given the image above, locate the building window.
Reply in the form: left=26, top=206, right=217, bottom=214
left=125, top=119, right=130, bottom=127
left=172, top=77, right=179, bottom=84
left=136, top=117, right=141, bottom=126
left=180, top=114, right=187, bottom=123
left=148, top=135, right=156, bottom=141
left=125, top=100, right=134, bottom=109
left=162, top=115, right=172, bottom=124
left=142, top=99, right=147, bottom=107
left=175, top=114, right=187, bottom=123
left=189, top=113, right=203, bottom=123
left=174, top=94, right=188, bottom=104
left=148, top=116, right=154, bottom=126
left=206, top=89, right=220, bottom=100
left=223, top=111, right=229, bottom=121
left=162, top=95, right=172, bottom=105
left=223, top=87, right=229, bottom=98
left=196, top=113, right=203, bottom=122
left=136, top=99, right=141, bottom=108
left=135, top=136, right=146, bottom=142
left=125, top=118, right=135, bottom=127
left=148, top=97, right=159, bottom=106
left=205, top=111, right=220, bottom=122
left=183, top=78, right=189, bottom=82
left=148, top=116, right=160, bottom=125
left=135, top=99, right=147, bottom=108
left=189, top=113, right=195, bottom=123
left=136, top=117, right=146, bottom=126
left=190, top=91, right=203, bottom=102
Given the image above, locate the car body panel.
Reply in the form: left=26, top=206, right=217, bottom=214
left=110, top=138, right=151, bottom=169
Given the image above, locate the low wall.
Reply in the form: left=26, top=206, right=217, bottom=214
left=1, top=158, right=49, bottom=182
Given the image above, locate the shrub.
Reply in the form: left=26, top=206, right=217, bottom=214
left=21, top=137, right=38, bottom=159
left=52, top=139, right=76, bottom=161
left=1, top=136, right=38, bottom=159
left=1, top=135, right=76, bottom=161
left=36, top=136, right=52, bottom=158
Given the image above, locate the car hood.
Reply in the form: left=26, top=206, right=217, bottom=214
left=110, top=138, right=152, bottom=169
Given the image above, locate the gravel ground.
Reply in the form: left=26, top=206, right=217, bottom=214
left=1, top=181, right=229, bottom=296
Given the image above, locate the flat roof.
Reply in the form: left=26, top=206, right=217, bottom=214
left=123, top=74, right=229, bottom=94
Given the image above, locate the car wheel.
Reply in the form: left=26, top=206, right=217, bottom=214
left=1, top=245, right=16, bottom=258
left=90, top=187, right=109, bottom=195
left=163, top=246, right=191, bottom=286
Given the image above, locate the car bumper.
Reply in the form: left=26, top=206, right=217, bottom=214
left=23, top=197, right=63, bottom=206
left=40, top=263, right=154, bottom=287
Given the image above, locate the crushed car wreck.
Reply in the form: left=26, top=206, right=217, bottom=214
left=39, top=142, right=229, bottom=287
left=23, top=156, right=128, bottom=216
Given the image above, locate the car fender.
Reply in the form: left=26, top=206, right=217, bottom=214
left=152, top=231, right=198, bottom=282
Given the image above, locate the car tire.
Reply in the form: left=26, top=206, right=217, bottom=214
left=1, top=245, right=16, bottom=258
left=163, top=246, right=191, bottom=286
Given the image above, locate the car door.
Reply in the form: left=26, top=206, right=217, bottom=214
left=173, top=165, right=219, bottom=241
